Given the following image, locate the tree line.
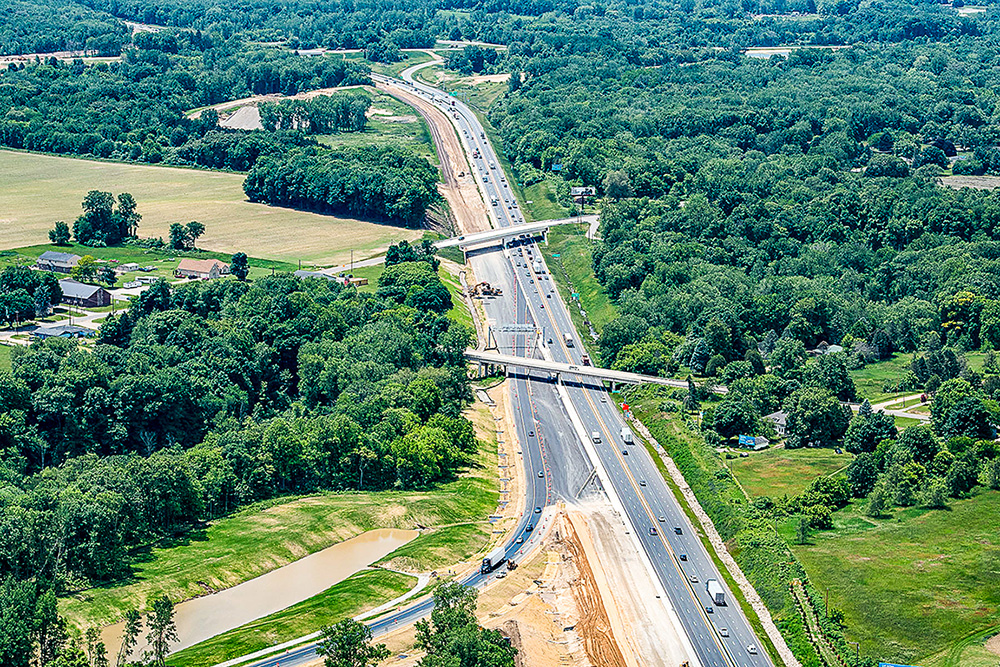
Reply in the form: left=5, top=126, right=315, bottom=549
left=258, top=94, right=371, bottom=134
left=243, top=146, right=441, bottom=227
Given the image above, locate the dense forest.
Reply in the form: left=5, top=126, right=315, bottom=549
left=0, top=265, right=471, bottom=589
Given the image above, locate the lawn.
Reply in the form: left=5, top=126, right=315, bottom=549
left=849, top=353, right=918, bottom=403
left=790, top=491, right=1000, bottom=664
left=0, top=344, right=11, bottom=371
left=167, top=569, right=416, bottom=667
left=0, top=149, right=423, bottom=265
left=317, top=89, right=438, bottom=165
left=540, top=223, right=617, bottom=362
left=59, top=434, right=498, bottom=630
left=522, top=179, right=571, bottom=221
left=728, top=447, right=854, bottom=499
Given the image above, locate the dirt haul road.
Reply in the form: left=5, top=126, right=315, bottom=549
left=373, top=79, right=491, bottom=235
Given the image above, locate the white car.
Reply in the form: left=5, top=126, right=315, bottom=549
left=747, top=645, right=757, bottom=655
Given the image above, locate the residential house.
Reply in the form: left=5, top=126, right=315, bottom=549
left=764, top=410, right=788, bottom=436
left=59, top=279, right=111, bottom=308
left=32, top=324, right=96, bottom=339
left=175, top=258, right=230, bottom=280
left=37, top=251, right=81, bottom=273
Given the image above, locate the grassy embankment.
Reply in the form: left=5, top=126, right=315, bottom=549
left=60, top=418, right=499, bottom=632
left=0, top=149, right=423, bottom=266
left=167, top=570, right=416, bottom=667
left=317, top=88, right=438, bottom=166
left=538, top=223, right=617, bottom=363
left=849, top=351, right=987, bottom=404
left=627, top=392, right=806, bottom=667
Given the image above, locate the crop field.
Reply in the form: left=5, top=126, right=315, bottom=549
left=790, top=491, right=1000, bottom=664
left=0, top=150, right=423, bottom=266
left=728, top=446, right=853, bottom=498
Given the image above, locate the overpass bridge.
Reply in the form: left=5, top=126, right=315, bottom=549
left=435, top=216, right=597, bottom=255
left=465, top=350, right=727, bottom=393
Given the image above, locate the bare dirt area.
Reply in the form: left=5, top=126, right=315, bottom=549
left=985, top=633, right=1000, bottom=657
left=219, top=105, right=263, bottom=130
left=569, top=504, right=692, bottom=667
left=372, top=510, right=634, bottom=667
left=941, top=174, right=1000, bottom=190
left=374, top=80, right=491, bottom=235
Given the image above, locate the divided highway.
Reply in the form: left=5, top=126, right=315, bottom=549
left=385, top=62, right=774, bottom=667
left=236, top=62, right=773, bottom=667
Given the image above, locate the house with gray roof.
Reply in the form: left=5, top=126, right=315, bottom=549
left=37, top=251, right=81, bottom=273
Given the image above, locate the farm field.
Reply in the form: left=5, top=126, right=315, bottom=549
left=728, top=446, right=853, bottom=498
left=790, top=491, right=1000, bottom=664
left=0, top=150, right=423, bottom=266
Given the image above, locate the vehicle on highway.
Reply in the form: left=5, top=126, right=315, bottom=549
left=640, top=480, right=646, bottom=486
left=496, top=571, right=506, bottom=579
left=689, top=575, right=699, bottom=583
left=591, top=431, right=601, bottom=443
left=674, top=527, right=682, bottom=534
left=528, top=430, right=534, bottom=437
left=659, top=515, right=666, bottom=522
left=621, top=427, right=634, bottom=444
left=649, top=527, right=657, bottom=536
left=706, top=606, right=713, bottom=614
left=526, top=523, right=533, bottom=531
left=679, top=553, right=687, bottom=561
left=563, top=332, right=574, bottom=347
left=720, top=628, right=729, bottom=637
left=600, top=395, right=607, bottom=402
left=481, top=544, right=507, bottom=573
left=515, top=536, right=523, bottom=544
left=747, top=645, right=758, bottom=655
left=707, top=578, right=726, bottom=605
left=534, top=506, right=542, bottom=514
left=622, top=449, right=628, bottom=455
left=538, top=471, right=544, bottom=478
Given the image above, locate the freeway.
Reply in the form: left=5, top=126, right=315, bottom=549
left=236, top=61, right=771, bottom=667
left=380, top=63, right=773, bottom=667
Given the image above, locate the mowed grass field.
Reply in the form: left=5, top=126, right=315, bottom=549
left=791, top=491, right=1000, bottom=664
left=728, top=446, right=853, bottom=498
left=0, top=150, right=423, bottom=265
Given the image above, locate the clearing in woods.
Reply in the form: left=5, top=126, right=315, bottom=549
left=0, top=150, right=423, bottom=265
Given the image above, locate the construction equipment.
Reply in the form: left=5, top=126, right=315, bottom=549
left=469, top=282, right=503, bottom=297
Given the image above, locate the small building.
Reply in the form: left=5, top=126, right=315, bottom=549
left=37, top=251, right=81, bottom=273
left=764, top=410, right=788, bottom=436
left=175, top=258, right=229, bottom=280
left=346, top=276, right=368, bottom=287
left=59, top=279, right=111, bottom=308
left=32, top=324, right=96, bottom=339
left=117, top=262, right=140, bottom=274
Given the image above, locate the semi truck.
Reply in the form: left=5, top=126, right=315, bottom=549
left=620, top=427, right=634, bottom=444
left=706, top=579, right=726, bottom=605
left=532, top=261, right=543, bottom=274
left=481, top=544, right=508, bottom=574
left=563, top=333, right=574, bottom=347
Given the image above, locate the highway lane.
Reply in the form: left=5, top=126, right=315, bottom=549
left=376, top=64, right=773, bottom=667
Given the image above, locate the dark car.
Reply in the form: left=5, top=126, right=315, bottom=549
left=674, top=527, right=682, bottom=535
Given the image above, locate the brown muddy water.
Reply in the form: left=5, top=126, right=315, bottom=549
left=102, top=528, right=418, bottom=660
